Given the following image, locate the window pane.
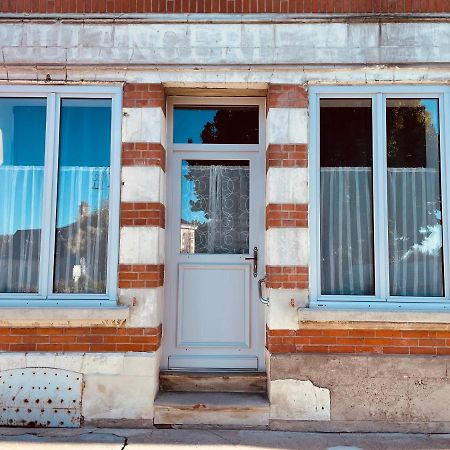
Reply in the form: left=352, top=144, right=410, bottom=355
left=174, top=107, right=259, bottom=144
left=320, top=99, right=375, bottom=295
left=53, top=99, right=111, bottom=294
left=180, top=160, right=249, bottom=254
left=0, top=98, right=46, bottom=293
left=387, top=99, right=443, bottom=297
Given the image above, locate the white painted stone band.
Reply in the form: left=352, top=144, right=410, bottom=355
left=266, top=228, right=309, bottom=266
left=7, top=66, right=450, bottom=85
left=267, top=108, right=308, bottom=145
left=122, top=107, right=166, bottom=145
left=121, top=166, right=166, bottom=204
left=2, top=22, right=450, bottom=65
left=119, top=226, right=165, bottom=264
left=266, top=167, right=308, bottom=205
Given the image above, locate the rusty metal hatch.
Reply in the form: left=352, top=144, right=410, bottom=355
left=0, top=368, right=82, bottom=427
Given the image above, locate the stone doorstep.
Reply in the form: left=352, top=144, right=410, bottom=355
left=153, top=392, right=269, bottom=428
left=159, top=371, right=267, bottom=393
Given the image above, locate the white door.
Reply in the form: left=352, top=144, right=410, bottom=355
left=162, top=97, right=266, bottom=371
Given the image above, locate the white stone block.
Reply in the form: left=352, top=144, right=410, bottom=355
left=52, top=354, right=84, bottom=373
left=267, top=108, right=308, bottom=145
left=0, top=24, right=23, bottom=47
left=121, top=166, right=165, bottom=204
left=26, top=353, right=57, bottom=369
left=119, top=287, right=164, bottom=328
left=119, top=227, right=164, bottom=265
left=270, top=379, right=330, bottom=421
left=122, top=107, right=165, bottom=144
left=266, top=228, right=309, bottom=266
left=82, top=353, right=124, bottom=375
left=3, top=47, right=67, bottom=65
left=0, top=354, right=27, bottom=371
left=267, top=288, right=308, bottom=330
left=122, top=351, right=160, bottom=377
left=82, top=374, right=157, bottom=420
left=266, top=167, right=308, bottom=205
left=79, top=25, right=114, bottom=48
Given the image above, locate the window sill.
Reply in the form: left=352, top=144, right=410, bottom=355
left=0, top=306, right=129, bottom=327
left=298, top=308, right=450, bottom=329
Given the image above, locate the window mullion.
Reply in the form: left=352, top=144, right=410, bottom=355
left=46, top=94, right=62, bottom=297
left=39, top=93, right=57, bottom=299
left=373, top=93, right=390, bottom=300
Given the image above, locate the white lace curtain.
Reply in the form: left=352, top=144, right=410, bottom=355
left=188, top=165, right=249, bottom=254
left=320, top=167, right=443, bottom=297
left=0, top=166, right=109, bottom=294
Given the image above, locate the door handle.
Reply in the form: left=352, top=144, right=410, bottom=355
left=258, top=277, right=269, bottom=305
left=245, top=246, right=258, bottom=277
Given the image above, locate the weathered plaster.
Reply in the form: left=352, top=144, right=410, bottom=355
left=270, top=379, right=331, bottom=421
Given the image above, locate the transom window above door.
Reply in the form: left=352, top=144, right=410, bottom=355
left=310, top=87, right=450, bottom=308
left=168, top=97, right=265, bottom=152
left=0, top=86, right=121, bottom=306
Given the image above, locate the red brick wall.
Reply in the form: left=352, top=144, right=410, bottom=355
left=3, top=0, right=448, bottom=13
left=118, top=264, right=165, bottom=288
left=122, top=143, right=166, bottom=171
left=0, top=325, right=162, bottom=352
left=267, top=328, right=450, bottom=355
left=266, top=144, right=308, bottom=169
left=266, top=266, right=308, bottom=289
left=266, top=203, right=308, bottom=229
left=123, top=83, right=166, bottom=111
left=120, top=202, right=165, bottom=228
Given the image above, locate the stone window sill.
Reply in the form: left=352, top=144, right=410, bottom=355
left=298, top=308, right=450, bottom=329
left=0, top=307, right=129, bottom=327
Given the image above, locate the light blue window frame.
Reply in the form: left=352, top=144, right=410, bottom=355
left=0, top=85, right=122, bottom=307
left=309, top=85, right=450, bottom=310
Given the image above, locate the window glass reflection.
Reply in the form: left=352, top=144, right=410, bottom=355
left=320, top=99, right=375, bottom=295
left=387, top=99, right=444, bottom=297
left=53, top=99, right=111, bottom=294
left=180, top=160, right=249, bottom=254
left=0, top=98, right=46, bottom=293
left=174, top=107, right=259, bottom=144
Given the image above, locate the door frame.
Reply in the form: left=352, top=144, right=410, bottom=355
left=162, top=96, right=267, bottom=371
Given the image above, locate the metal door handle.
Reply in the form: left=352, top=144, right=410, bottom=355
left=258, top=277, right=269, bottom=305
left=245, top=246, right=258, bottom=277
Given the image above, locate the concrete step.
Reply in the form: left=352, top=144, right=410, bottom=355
left=154, top=391, right=269, bottom=428
left=159, top=371, right=267, bottom=393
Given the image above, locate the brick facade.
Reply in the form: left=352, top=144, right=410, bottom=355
left=123, top=83, right=166, bottom=110
left=3, top=0, right=448, bottom=13
left=266, top=265, right=308, bottom=289
left=120, top=202, right=165, bottom=228
left=266, top=144, right=308, bottom=169
left=118, top=264, right=165, bottom=288
left=122, top=143, right=166, bottom=171
left=266, top=203, right=308, bottom=229
left=267, top=328, right=450, bottom=355
left=0, top=325, right=162, bottom=352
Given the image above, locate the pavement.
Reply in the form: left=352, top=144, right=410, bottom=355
left=0, top=428, right=449, bottom=449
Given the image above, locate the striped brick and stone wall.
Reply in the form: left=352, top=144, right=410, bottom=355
left=265, top=84, right=309, bottom=332
left=118, top=82, right=166, bottom=331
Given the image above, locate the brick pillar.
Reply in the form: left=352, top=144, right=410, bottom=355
left=118, top=83, right=166, bottom=333
left=265, top=84, right=309, bottom=352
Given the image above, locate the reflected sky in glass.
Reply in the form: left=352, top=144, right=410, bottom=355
left=0, top=98, right=46, bottom=236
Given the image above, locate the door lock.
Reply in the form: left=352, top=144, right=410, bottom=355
left=245, top=246, right=258, bottom=277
